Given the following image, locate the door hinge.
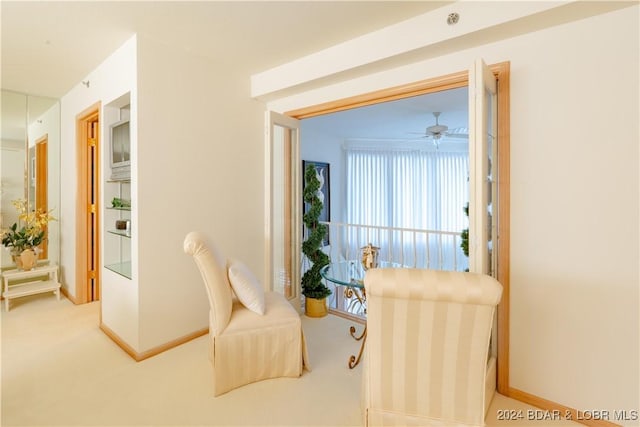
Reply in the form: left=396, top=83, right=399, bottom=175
left=88, top=204, right=96, bottom=214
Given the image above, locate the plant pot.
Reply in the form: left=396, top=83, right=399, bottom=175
left=12, top=248, right=37, bottom=271
left=305, top=297, right=328, bottom=318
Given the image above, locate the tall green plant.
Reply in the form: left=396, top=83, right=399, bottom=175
left=460, top=202, right=469, bottom=271
left=460, top=202, right=469, bottom=257
left=301, top=164, right=331, bottom=299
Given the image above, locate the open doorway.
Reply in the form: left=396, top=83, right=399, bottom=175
left=75, top=103, right=101, bottom=303
left=300, top=87, right=469, bottom=305
left=284, top=63, right=510, bottom=393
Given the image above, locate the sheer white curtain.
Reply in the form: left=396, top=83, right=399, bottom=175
left=345, top=147, right=469, bottom=269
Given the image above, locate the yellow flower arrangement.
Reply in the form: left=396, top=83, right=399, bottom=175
left=1, top=199, right=56, bottom=254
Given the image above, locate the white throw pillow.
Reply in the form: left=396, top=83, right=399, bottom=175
left=227, top=260, right=266, bottom=315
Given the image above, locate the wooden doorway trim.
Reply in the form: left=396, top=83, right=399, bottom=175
left=288, top=70, right=469, bottom=119
left=76, top=102, right=101, bottom=304
left=35, top=135, right=48, bottom=259
left=493, top=62, right=511, bottom=394
left=285, top=62, right=511, bottom=393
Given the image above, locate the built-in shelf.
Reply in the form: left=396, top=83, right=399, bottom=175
left=107, top=229, right=131, bottom=238
left=104, top=165, right=131, bottom=280
left=105, top=261, right=132, bottom=279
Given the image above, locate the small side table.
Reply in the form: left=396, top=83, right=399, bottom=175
left=320, top=260, right=401, bottom=369
left=2, top=264, right=61, bottom=311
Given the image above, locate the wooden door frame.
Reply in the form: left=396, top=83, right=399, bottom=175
left=35, top=135, right=48, bottom=259
left=75, top=102, right=101, bottom=304
left=285, top=62, right=511, bottom=394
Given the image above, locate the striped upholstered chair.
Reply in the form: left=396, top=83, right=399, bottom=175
left=184, top=231, right=309, bottom=396
left=362, top=268, right=503, bottom=426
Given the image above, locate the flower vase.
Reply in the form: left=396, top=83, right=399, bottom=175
left=11, top=248, right=37, bottom=271
left=10, top=249, right=21, bottom=269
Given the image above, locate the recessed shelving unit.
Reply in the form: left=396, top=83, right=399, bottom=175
left=104, top=179, right=132, bottom=279
left=103, top=94, right=132, bottom=280
left=107, top=229, right=131, bottom=238
left=105, top=260, right=132, bottom=279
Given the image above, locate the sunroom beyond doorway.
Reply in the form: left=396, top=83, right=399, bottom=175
left=277, top=63, right=511, bottom=394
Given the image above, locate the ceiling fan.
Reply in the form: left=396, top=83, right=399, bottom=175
left=410, top=112, right=468, bottom=147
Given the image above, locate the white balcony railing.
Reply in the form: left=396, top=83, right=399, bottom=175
left=304, top=221, right=468, bottom=319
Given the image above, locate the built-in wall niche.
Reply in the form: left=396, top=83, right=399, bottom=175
left=105, top=94, right=131, bottom=181
left=103, top=92, right=133, bottom=279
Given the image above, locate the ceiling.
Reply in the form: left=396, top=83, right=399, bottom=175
left=1, top=1, right=449, bottom=99
left=302, top=86, right=469, bottom=145
left=5, top=2, right=630, bottom=144
left=2, top=1, right=466, bottom=146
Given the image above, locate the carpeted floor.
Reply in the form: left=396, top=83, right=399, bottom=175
left=1, top=293, right=580, bottom=426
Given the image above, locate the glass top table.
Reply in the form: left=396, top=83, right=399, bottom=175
left=320, top=260, right=402, bottom=368
left=320, top=260, right=401, bottom=288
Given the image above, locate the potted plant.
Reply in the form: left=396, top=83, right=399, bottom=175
left=460, top=202, right=469, bottom=271
left=301, top=163, right=331, bottom=317
left=1, top=199, right=55, bottom=270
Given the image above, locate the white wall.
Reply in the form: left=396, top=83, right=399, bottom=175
left=135, top=35, right=265, bottom=351
left=60, top=35, right=139, bottom=346
left=265, top=5, right=639, bottom=422
left=505, top=9, right=638, bottom=415
left=59, top=32, right=267, bottom=354
left=300, top=127, right=344, bottom=224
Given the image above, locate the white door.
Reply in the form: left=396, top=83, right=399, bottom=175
left=266, top=111, right=302, bottom=310
left=468, top=58, right=499, bottom=409
left=468, top=58, right=498, bottom=276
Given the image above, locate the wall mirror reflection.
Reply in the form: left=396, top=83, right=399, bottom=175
left=1, top=90, right=60, bottom=269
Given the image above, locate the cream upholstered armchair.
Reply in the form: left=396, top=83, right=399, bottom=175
left=183, top=231, right=308, bottom=396
left=362, top=268, right=503, bottom=427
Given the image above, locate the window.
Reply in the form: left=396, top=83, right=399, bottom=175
left=345, top=146, right=469, bottom=270
left=346, top=147, right=468, bottom=232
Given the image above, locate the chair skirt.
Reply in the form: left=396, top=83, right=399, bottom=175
left=210, top=292, right=306, bottom=396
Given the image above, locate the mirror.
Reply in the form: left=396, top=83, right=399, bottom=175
left=1, top=90, right=60, bottom=269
